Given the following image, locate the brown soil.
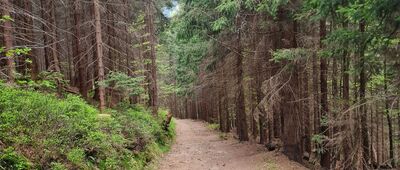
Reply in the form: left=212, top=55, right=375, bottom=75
left=158, top=119, right=308, bottom=170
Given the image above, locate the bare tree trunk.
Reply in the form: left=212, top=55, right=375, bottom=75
left=341, top=19, right=353, bottom=169
left=319, top=19, right=331, bottom=168
left=223, top=77, right=230, bottom=133
left=235, top=10, right=249, bottom=141
left=3, top=0, right=15, bottom=84
left=312, top=50, right=319, bottom=144
left=41, top=0, right=61, bottom=72
left=145, top=0, right=158, bottom=116
left=250, top=14, right=259, bottom=140
left=384, top=57, right=395, bottom=167
left=73, top=0, right=88, bottom=99
left=303, top=60, right=311, bottom=157
left=40, top=0, right=62, bottom=96
left=219, top=67, right=228, bottom=132
left=23, top=0, right=38, bottom=80
left=49, top=1, right=60, bottom=73
left=359, top=20, right=370, bottom=169
left=93, top=0, right=106, bottom=112
left=124, top=0, right=138, bottom=105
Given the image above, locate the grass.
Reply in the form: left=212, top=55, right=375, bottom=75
left=0, top=84, right=175, bottom=170
left=207, top=123, right=219, bottom=131
left=218, top=133, right=228, bottom=140
left=263, top=160, right=278, bottom=170
left=206, top=123, right=229, bottom=140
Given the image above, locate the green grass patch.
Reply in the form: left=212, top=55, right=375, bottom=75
left=207, top=123, right=219, bottom=131
left=0, top=84, right=175, bottom=170
left=263, top=160, right=278, bottom=170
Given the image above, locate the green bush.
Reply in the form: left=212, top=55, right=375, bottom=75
left=0, top=147, right=31, bottom=170
left=0, top=85, right=175, bottom=170
left=207, top=123, right=219, bottom=131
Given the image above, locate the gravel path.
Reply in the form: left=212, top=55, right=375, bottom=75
left=158, top=119, right=307, bottom=170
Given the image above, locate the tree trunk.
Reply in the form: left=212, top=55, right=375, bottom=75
left=359, top=20, right=370, bottom=169
left=49, top=1, right=60, bottom=73
left=341, top=20, right=352, bottom=169
left=303, top=60, right=311, bottom=157
left=93, top=0, right=106, bottom=112
left=235, top=10, right=249, bottom=141
left=73, top=0, right=88, bottom=99
left=384, top=57, right=395, bottom=167
left=319, top=19, right=331, bottom=168
left=3, top=0, right=15, bottom=84
left=312, top=49, right=319, bottom=143
left=23, top=0, right=38, bottom=80
left=40, top=0, right=62, bottom=96
left=145, top=0, right=158, bottom=116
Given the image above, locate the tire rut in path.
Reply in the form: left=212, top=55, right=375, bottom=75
left=158, top=119, right=307, bottom=170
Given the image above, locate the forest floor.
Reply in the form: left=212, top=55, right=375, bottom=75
left=157, top=119, right=307, bottom=170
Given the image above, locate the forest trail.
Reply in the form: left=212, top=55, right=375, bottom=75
left=158, top=119, right=307, bottom=170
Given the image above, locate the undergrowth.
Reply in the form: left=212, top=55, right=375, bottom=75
left=0, top=84, right=175, bottom=170
left=207, top=123, right=219, bottom=131
left=206, top=123, right=228, bottom=140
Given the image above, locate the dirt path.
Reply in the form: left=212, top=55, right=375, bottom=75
left=158, top=119, right=307, bottom=170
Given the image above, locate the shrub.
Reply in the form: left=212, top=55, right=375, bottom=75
left=0, top=86, right=175, bottom=169
left=207, top=123, right=220, bottom=131
left=0, top=147, right=31, bottom=170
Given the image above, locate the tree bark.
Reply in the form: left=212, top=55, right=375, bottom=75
left=3, top=0, right=15, bottom=84
left=319, top=19, right=331, bottom=168
left=23, top=0, right=38, bottom=80
left=384, top=57, right=395, bottom=167
left=145, top=0, right=158, bottom=116
left=73, top=0, right=88, bottom=99
left=93, top=0, right=106, bottom=112
left=234, top=10, right=249, bottom=141
left=359, top=20, right=370, bottom=169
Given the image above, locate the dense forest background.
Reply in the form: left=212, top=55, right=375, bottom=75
left=1, top=0, right=400, bottom=169
left=0, top=0, right=176, bottom=169
left=161, top=0, right=400, bottom=169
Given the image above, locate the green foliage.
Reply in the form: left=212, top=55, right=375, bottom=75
left=368, top=73, right=385, bottom=90
left=207, top=123, right=220, bottom=131
left=160, top=27, right=208, bottom=95
left=215, top=0, right=239, bottom=16
left=102, top=71, right=145, bottom=98
left=5, top=48, right=31, bottom=58
left=0, top=44, right=30, bottom=66
left=257, top=0, right=289, bottom=17
left=50, top=162, right=67, bottom=170
left=0, top=85, right=175, bottom=169
left=0, top=15, right=13, bottom=22
left=16, top=71, right=67, bottom=93
left=320, top=115, right=329, bottom=127
left=298, top=0, right=343, bottom=20
left=0, top=147, right=31, bottom=170
left=272, top=48, right=309, bottom=62
left=212, top=16, right=229, bottom=31
left=311, top=134, right=326, bottom=154
left=324, top=29, right=370, bottom=53
left=67, top=149, right=85, bottom=166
